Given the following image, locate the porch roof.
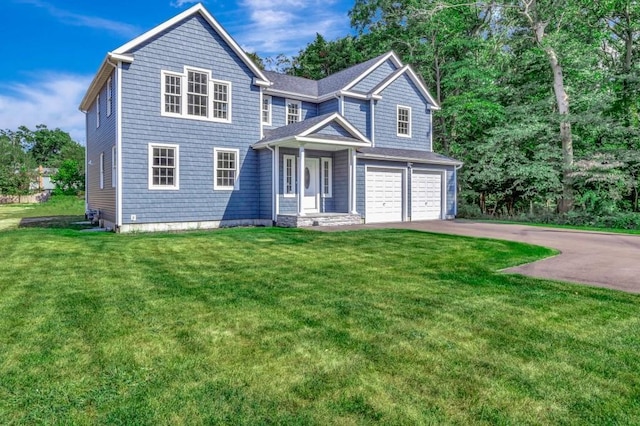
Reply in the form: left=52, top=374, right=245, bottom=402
left=252, top=113, right=372, bottom=150
left=357, top=147, right=463, bottom=166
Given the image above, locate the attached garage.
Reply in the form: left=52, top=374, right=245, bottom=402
left=411, top=171, right=443, bottom=220
left=365, top=167, right=404, bottom=223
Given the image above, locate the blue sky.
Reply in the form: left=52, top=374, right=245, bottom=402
left=0, top=0, right=354, bottom=143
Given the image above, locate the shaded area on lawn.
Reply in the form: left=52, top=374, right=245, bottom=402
left=0, top=227, right=638, bottom=424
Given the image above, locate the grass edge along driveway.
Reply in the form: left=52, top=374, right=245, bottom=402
left=0, top=226, right=638, bottom=425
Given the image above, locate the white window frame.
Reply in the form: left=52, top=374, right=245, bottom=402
left=111, top=146, right=117, bottom=188
left=286, top=99, right=301, bottom=125
left=148, top=143, right=179, bottom=190
left=283, top=154, right=296, bottom=197
left=321, top=157, right=332, bottom=198
left=214, top=148, right=239, bottom=191
left=160, top=67, right=232, bottom=123
left=96, top=94, right=100, bottom=128
left=397, top=105, right=412, bottom=137
left=99, top=152, right=104, bottom=189
left=262, top=95, right=272, bottom=125
left=106, top=76, right=113, bottom=117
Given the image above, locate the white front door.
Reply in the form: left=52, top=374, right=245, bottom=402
left=411, top=171, right=442, bottom=220
left=303, top=158, right=319, bottom=212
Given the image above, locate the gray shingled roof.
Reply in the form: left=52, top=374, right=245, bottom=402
left=260, top=113, right=336, bottom=143
left=357, top=147, right=462, bottom=165
left=263, top=71, right=318, bottom=97
left=264, top=52, right=393, bottom=98
left=317, top=52, right=391, bottom=96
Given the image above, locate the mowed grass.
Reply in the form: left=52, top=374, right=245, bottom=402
left=0, top=195, right=86, bottom=231
left=0, top=224, right=639, bottom=424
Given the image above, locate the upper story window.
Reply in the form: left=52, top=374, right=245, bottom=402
left=149, top=143, right=179, bottom=190
left=397, top=105, right=412, bottom=137
left=214, top=148, right=239, bottom=190
left=286, top=99, right=301, bottom=125
left=262, top=95, right=271, bottom=125
left=106, top=77, right=113, bottom=117
left=161, top=67, right=232, bottom=123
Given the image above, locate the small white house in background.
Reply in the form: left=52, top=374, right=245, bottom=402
left=79, top=3, right=462, bottom=233
left=30, top=166, right=56, bottom=192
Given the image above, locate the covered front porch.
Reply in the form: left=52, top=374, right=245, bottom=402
left=253, top=113, right=371, bottom=227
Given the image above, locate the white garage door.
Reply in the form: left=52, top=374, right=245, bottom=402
left=411, top=171, right=442, bottom=220
left=365, top=168, right=404, bottom=223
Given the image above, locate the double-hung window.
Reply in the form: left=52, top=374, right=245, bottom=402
left=283, top=155, right=296, bottom=197
left=286, top=99, right=301, bottom=125
left=99, top=152, right=104, bottom=189
left=111, top=146, right=117, bottom=188
left=262, top=95, right=271, bottom=125
left=397, top=105, right=411, bottom=137
left=214, top=148, right=239, bottom=190
left=162, top=67, right=232, bottom=122
left=321, top=157, right=332, bottom=198
left=149, top=143, right=179, bottom=190
left=187, top=70, right=208, bottom=117
left=96, top=95, right=100, bottom=128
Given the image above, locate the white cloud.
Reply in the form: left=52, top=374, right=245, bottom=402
left=16, top=0, right=140, bottom=37
left=0, top=73, right=91, bottom=144
left=170, top=0, right=201, bottom=7
left=234, top=0, right=349, bottom=57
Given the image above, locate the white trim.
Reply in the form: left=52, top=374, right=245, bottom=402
left=111, top=145, right=117, bottom=188
left=321, top=157, right=332, bottom=198
left=429, top=111, right=433, bottom=151
left=350, top=149, right=357, bottom=214
left=371, top=65, right=440, bottom=109
left=262, top=94, right=272, bottom=126
left=286, top=99, right=301, bottom=125
left=274, top=146, right=280, bottom=216
left=116, top=62, right=123, bottom=227
left=264, top=88, right=318, bottom=102
left=160, top=67, right=232, bottom=123
left=397, top=105, right=412, bottom=138
left=148, top=143, right=180, bottom=190
left=298, top=146, right=305, bottom=216
left=283, top=154, right=297, bottom=198
left=96, top=94, right=100, bottom=128
left=213, top=147, right=239, bottom=190
left=118, top=219, right=272, bottom=234
left=99, top=152, right=104, bottom=189
left=342, top=52, right=403, bottom=92
left=298, top=112, right=370, bottom=142
left=106, top=76, right=113, bottom=117
left=370, top=98, right=376, bottom=146
left=112, top=4, right=268, bottom=82
left=357, top=153, right=462, bottom=166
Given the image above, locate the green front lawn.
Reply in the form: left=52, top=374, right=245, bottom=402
left=0, top=195, right=85, bottom=231
left=0, top=225, right=638, bottom=424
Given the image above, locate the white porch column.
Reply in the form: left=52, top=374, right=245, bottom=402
left=274, top=146, right=280, bottom=218
left=298, top=144, right=305, bottom=216
left=350, top=148, right=358, bottom=214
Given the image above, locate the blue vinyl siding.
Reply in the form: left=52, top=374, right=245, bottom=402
left=352, top=59, right=398, bottom=93
left=318, top=98, right=338, bottom=115
left=267, top=97, right=318, bottom=129
left=312, top=122, right=353, bottom=138
left=86, top=70, right=117, bottom=223
left=119, top=14, right=262, bottom=224
left=258, top=148, right=273, bottom=220
left=374, top=74, right=432, bottom=151
left=333, top=150, right=349, bottom=213
left=343, top=97, right=370, bottom=138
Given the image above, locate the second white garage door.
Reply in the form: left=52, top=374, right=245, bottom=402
left=365, top=168, right=404, bottom=223
left=411, top=171, right=442, bottom=220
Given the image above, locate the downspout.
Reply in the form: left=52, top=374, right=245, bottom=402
left=370, top=98, right=375, bottom=146
left=106, top=56, right=123, bottom=230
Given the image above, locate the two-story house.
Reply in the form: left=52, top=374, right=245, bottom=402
left=79, top=3, right=461, bottom=232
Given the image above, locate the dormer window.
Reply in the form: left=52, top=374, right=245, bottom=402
left=286, top=99, right=301, bottom=125
left=161, top=67, right=232, bottom=123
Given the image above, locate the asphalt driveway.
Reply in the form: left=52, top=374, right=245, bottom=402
left=321, top=220, right=640, bottom=293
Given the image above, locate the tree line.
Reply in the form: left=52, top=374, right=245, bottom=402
left=0, top=125, right=84, bottom=196
left=255, top=0, right=640, bottom=227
